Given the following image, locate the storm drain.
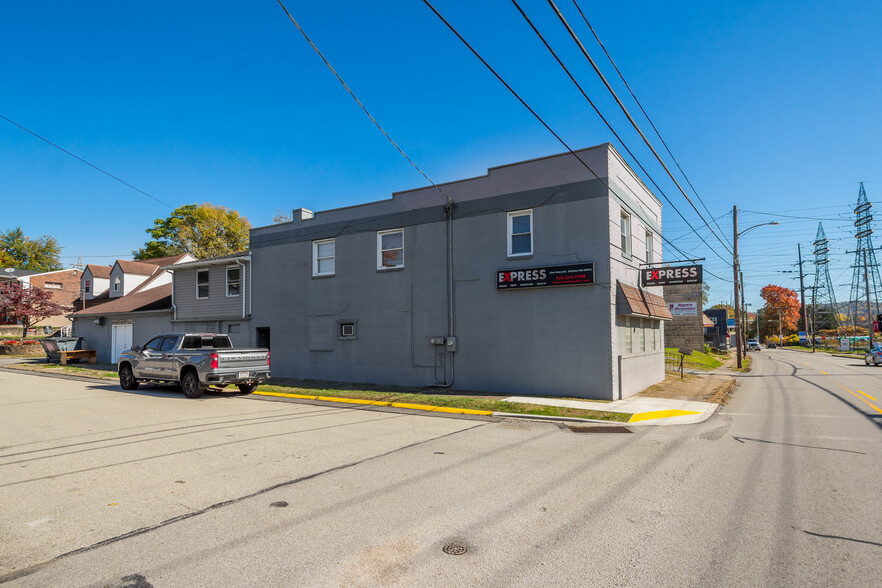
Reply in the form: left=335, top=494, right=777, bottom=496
left=567, top=425, right=632, bottom=434
left=442, top=542, right=468, bottom=556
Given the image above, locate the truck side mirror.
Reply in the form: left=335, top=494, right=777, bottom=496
left=130, top=345, right=141, bottom=353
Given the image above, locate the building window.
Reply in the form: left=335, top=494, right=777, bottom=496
left=639, top=318, right=646, bottom=351
left=313, top=239, right=335, bottom=276
left=377, top=229, right=404, bottom=269
left=621, top=210, right=632, bottom=257
left=113, top=276, right=121, bottom=292
left=645, top=231, right=654, bottom=264
left=45, top=282, right=62, bottom=289
left=83, top=279, right=91, bottom=294
left=226, top=267, right=241, bottom=296
left=339, top=321, right=356, bottom=339
left=197, top=270, right=209, bottom=299
left=227, top=323, right=240, bottom=334
left=508, top=210, right=532, bottom=257
left=624, top=317, right=632, bottom=353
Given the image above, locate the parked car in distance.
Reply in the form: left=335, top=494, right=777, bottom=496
left=767, top=342, right=778, bottom=349
left=865, top=345, right=882, bottom=366
left=747, top=339, right=760, bottom=351
left=118, top=333, right=270, bottom=398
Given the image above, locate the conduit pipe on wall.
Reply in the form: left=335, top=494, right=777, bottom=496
left=237, top=259, right=247, bottom=319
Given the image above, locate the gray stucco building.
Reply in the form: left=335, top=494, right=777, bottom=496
left=250, top=144, right=670, bottom=400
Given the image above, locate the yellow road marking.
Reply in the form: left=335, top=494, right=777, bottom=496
left=814, top=373, right=882, bottom=414
left=857, top=390, right=878, bottom=401
left=252, top=391, right=492, bottom=415
left=628, top=409, right=700, bottom=423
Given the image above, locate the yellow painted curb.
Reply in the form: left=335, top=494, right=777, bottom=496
left=252, top=391, right=493, bottom=416
left=628, top=409, right=700, bottom=423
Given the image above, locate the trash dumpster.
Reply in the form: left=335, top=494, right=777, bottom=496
left=40, top=337, right=83, bottom=363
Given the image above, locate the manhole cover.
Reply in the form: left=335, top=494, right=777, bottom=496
left=442, top=542, right=468, bottom=555
left=270, top=501, right=289, bottom=508
left=567, top=425, right=632, bottom=434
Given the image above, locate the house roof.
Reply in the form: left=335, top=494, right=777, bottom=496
left=69, top=284, right=172, bottom=317
left=85, top=264, right=112, bottom=279
left=138, top=253, right=194, bottom=266
left=1, top=268, right=40, bottom=279
left=703, top=313, right=715, bottom=328
left=116, top=259, right=160, bottom=276
left=616, top=282, right=672, bottom=321
left=163, top=252, right=249, bottom=270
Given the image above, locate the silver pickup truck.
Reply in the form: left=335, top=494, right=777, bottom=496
left=117, top=333, right=270, bottom=398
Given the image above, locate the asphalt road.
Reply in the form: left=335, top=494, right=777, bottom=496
left=0, top=352, right=879, bottom=587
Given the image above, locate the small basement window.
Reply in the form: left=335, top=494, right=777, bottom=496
left=339, top=322, right=356, bottom=339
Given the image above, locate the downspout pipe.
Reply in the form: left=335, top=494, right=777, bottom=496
left=167, top=269, right=176, bottom=321
left=237, top=259, right=247, bottom=319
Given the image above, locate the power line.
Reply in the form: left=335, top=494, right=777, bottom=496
left=275, top=0, right=452, bottom=206
left=545, top=0, right=733, bottom=255
left=568, top=0, right=730, bottom=249
left=0, top=113, right=173, bottom=209
left=507, top=0, right=731, bottom=267
left=421, top=0, right=731, bottom=266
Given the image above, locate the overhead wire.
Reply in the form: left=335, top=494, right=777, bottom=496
left=545, top=0, right=733, bottom=255
left=0, top=113, right=173, bottom=209
left=421, top=0, right=732, bottom=266
left=506, top=0, right=732, bottom=268
left=568, top=0, right=730, bottom=249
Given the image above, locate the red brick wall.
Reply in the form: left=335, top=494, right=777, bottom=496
left=29, top=270, right=82, bottom=308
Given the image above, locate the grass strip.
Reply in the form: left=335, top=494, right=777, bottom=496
left=1, top=363, right=631, bottom=422
left=255, top=384, right=631, bottom=422
left=665, top=348, right=723, bottom=371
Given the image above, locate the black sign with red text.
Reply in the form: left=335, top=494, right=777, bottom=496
left=641, top=265, right=703, bottom=287
left=497, top=262, right=595, bottom=290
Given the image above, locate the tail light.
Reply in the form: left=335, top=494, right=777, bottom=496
left=210, top=352, right=218, bottom=369
left=266, top=351, right=271, bottom=367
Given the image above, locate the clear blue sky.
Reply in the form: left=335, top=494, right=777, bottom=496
left=2, top=1, right=880, bottom=310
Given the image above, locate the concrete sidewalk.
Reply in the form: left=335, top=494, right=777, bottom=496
left=503, top=395, right=717, bottom=426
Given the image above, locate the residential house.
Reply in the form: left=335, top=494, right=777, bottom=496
left=69, top=254, right=195, bottom=362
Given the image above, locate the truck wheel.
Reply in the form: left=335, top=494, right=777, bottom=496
left=237, top=383, right=257, bottom=394
left=181, top=371, right=205, bottom=398
left=119, top=365, right=139, bottom=390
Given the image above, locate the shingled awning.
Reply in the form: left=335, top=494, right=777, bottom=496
left=616, top=282, right=673, bottom=320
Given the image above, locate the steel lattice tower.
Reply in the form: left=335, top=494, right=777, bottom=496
left=812, top=223, right=841, bottom=335
left=847, top=183, right=882, bottom=336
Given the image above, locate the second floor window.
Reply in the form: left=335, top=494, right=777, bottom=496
left=378, top=229, right=404, bottom=269
left=508, top=210, right=532, bottom=257
left=113, top=276, right=121, bottom=292
left=621, top=210, right=632, bottom=257
left=313, top=238, right=335, bottom=276
left=197, top=270, right=209, bottom=299
left=645, top=231, right=654, bottom=264
left=226, top=267, right=241, bottom=296
left=84, top=279, right=91, bottom=294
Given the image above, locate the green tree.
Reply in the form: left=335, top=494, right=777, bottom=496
left=0, top=227, right=62, bottom=272
left=710, top=303, right=734, bottom=318
left=702, top=283, right=710, bottom=306
left=133, top=203, right=251, bottom=260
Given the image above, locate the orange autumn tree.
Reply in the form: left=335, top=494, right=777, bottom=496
left=760, top=284, right=801, bottom=334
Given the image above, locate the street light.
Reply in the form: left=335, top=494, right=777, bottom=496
left=733, top=206, right=780, bottom=368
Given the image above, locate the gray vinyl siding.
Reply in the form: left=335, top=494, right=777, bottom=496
left=72, top=312, right=172, bottom=364
left=173, top=264, right=250, bottom=321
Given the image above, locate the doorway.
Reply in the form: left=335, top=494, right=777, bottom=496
left=256, top=327, right=270, bottom=351
left=111, top=323, right=132, bottom=363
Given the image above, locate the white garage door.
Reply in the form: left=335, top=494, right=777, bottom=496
left=111, top=323, right=132, bottom=363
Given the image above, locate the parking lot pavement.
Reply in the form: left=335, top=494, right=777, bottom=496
left=0, top=369, right=482, bottom=578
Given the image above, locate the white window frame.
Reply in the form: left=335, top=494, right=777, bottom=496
left=621, top=210, right=632, bottom=258
left=196, top=269, right=210, bottom=299
left=645, top=231, right=654, bottom=264
left=45, top=282, right=62, bottom=289
left=377, top=229, right=404, bottom=270
left=624, top=317, right=632, bottom=354
left=113, top=276, right=121, bottom=292
left=226, top=266, right=241, bottom=297
left=507, top=210, right=533, bottom=257
left=312, top=238, right=336, bottom=277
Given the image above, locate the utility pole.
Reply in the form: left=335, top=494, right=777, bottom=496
left=864, top=245, right=873, bottom=348
left=797, top=244, right=813, bottom=351
left=740, top=270, right=747, bottom=341
left=733, top=205, right=743, bottom=368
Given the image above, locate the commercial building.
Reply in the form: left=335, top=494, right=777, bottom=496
left=250, top=144, right=670, bottom=400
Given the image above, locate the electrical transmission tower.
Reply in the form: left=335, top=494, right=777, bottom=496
left=847, top=182, right=882, bottom=340
left=812, top=223, right=841, bottom=336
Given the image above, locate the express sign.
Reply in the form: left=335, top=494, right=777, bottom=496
left=641, top=265, right=703, bottom=286
left=497, top=262, right=595, bottom=290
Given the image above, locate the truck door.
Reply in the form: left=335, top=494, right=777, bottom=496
left=137, top=336, right=165, bottom=377
left=156, top=335, right=180, bottom=379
